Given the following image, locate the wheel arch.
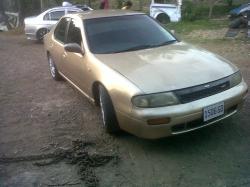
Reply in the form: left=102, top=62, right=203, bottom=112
left=46, top=50, right=50, bottom=58
left=36, top=27, right=49, bottom=40
left=155, top=12, right=171, bottom=23
left=92, top=81, right=102, bottom=106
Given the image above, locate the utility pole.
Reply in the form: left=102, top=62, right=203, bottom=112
left=40, top=0, right=44, bottom=12
left=0, top=0, right=4, bottom=12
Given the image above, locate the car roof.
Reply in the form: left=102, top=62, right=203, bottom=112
left=75, top=10, right=144, bottom=20
left=45, top=5, right=90, bottom=12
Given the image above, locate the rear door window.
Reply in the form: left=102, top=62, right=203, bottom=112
left=50, top=11, right=65, bottom=21
left=44, top=13, right=50, bottom=20
left=154, top=0, right=176, bottom=3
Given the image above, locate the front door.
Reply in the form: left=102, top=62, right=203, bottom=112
left=50, top=17, right=70, bottom=73
left=62, top=18, right=89, bottom=94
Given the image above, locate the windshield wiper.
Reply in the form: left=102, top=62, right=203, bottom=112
left=114, top=44, right=156, bottom=53
left=156, top=40, right=177, bottom=47
left=113, top=40, right=177, bottom=53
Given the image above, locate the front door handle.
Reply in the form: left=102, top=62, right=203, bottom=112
left=62, top=52, right=67, bottom=58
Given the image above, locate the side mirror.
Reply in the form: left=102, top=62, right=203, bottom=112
left=64, top=43, right=84, bottom=55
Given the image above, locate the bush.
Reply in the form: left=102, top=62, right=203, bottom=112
left=182, top=1, right=241, bottom=21
left=182, top=1, right=208, bottom=21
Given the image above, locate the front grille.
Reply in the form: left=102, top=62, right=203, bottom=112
left=171, top=105, right=238, bottom=133
left=175, top=77, right=231, bottom=104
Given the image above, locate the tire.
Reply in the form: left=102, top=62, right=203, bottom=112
left=156, top=13, right=170, bottom=24
left=36, top=28, right=48, bottom=41
left=99, top=85, right=120, bottom=134
left=48, top=55, right=62, bottom=81
left=229, top=17, right=243, bottom=28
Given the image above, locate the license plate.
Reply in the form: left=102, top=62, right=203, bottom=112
left=203, top=102, right=224, bottom=122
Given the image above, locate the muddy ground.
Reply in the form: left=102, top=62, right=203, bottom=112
left=0, top=31, right=250, bottom=187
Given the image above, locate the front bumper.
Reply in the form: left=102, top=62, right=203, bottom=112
left=116, top=81, right=248, bottom=139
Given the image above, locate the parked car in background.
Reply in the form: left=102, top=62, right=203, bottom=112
left=229, top=3, right=250, bottom=29
left=229, top=3, right=250, bottom=18
left=150, top=0, right=182, bottom=23
left=24, top=4, right=92, bottom=41
left=44, top=10, right=247, bottom=139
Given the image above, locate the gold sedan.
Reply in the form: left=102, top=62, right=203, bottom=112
left=44, top=10, right=248, bottom=139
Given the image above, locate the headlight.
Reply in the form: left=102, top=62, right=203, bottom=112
left=132, top=92, right=180, bottom=108
left=229, top=71, right=242, bottom=88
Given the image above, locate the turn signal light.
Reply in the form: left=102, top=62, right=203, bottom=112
left=147, top=117, right=171, bottom=125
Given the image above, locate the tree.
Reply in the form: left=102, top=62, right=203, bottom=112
left=225, top=0, right=233, bottom=7
left=0, top=0, right=4, bottom=12
left=139, top=0, right=143, bottom=10
left=207, top=0, right=221, bottom=19
left=17, top=0, right=26, bottom=25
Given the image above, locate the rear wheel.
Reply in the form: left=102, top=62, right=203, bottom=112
left=99, top=85, right=120, bottom=134
left=37, top=28, right=48, bottom=41
left=48, top=55, right=62, bottom=81
left=156, top=13, right=170, bottom=24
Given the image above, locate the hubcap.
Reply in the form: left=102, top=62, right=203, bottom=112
left=49, top=57, right=56, bottom=78
left=99, top=93, right=106, bottom=127
left=39, top=29, right=47, bottom=39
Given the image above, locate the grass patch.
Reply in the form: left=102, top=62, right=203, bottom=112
left=165, top=19, right=229, bottom=34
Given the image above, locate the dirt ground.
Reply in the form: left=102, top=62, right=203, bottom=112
left=0, top=31, right=250, bottom=187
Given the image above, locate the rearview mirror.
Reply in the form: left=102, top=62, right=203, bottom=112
left=64, top=43, right=84, bottom=55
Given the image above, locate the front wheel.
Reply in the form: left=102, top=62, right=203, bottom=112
left=99, top=85, right=120, bottom=134
left=48, top=55, right=62, bottom=81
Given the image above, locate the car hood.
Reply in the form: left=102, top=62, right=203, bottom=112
left=94, top=42, right=238, bottom=93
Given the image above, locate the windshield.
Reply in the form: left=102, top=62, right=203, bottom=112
left=84, top=14, right=177, bottom=54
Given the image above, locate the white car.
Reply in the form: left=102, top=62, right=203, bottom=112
left=150, top=0, right=182, bottom=23
left=24, top=4, right=92, bottom=41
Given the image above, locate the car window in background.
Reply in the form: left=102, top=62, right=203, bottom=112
left=67, top=10, right=78, bottom=14
left=155, top=0, right=176, bottom=3
left=54, top=17, right=70, bottom=43
left=81, top=7, right=91, bottom=11
left=44, top=13, right=50, bottom=20
left=66, top=19, right=82, bottom=46
left=50, top=11, right=65, bottom=21
left=84, top=15, right=177, bottom=54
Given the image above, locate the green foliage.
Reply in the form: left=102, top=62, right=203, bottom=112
left=116, top=0, right=123, bottom=9
left=182, top=1, right=207, bottom=21
left=166, top=19, right=229, bottom=34
left=182, top=1, right=240, bottom=21
left=225, top=0, right=233, bottom=7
